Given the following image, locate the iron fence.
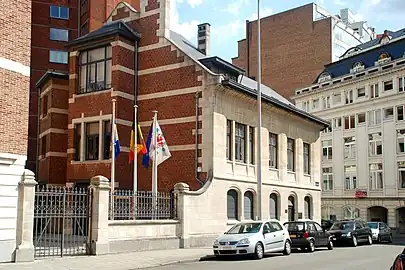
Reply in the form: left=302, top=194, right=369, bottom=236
left=109, top=190, right=176, bottom=220
left=33, top=185, right=92, bottom=258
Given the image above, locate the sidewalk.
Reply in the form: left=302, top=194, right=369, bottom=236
left=0, top=248, right=212, bottom=270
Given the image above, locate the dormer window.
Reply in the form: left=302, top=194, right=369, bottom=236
left=79, top=45, right=112, bottom=94
left=380, top=36, right=391, bottom=45
left=318, top=72, right=331, bottom=84
left=377, top=53, right=391, bottom=66
left=378, top=53, right=390, bottom=61
left=351, top=61, right=365, bottom=73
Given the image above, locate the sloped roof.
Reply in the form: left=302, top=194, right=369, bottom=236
left=358, top=28, right=405, bottom=50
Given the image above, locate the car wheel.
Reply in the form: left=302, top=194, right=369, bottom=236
left=253, top=242, right=264, bottom=260
left=367, top=235, right=372, bottom=245
left=283, top=240, right=291, bottom=256
left=307, top=240, right=315, bottom=253
left=352, top=236, right=358, bottom=247
left=388, top=234, right=393, bottom=243
left=327, top=239, right=334, bottom=250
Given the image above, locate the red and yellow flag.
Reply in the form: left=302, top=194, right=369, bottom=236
left=129, top=123, right=147, bottom=164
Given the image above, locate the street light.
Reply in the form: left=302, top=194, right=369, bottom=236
left=256, top=0, right=263, bottom=220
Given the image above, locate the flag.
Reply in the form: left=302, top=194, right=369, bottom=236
left=129, top=123, right=147, bottom=164
left=142, top=124, right=153, bottom=168
left=113, top=121, right=120, bottom=159
left=149, top=119, right=171, bottom=166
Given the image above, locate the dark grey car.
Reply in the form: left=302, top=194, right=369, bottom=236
left=367, top=221, right=392, bottom=243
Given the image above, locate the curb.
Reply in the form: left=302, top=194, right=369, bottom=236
left=130, top=257, right=203, bottom=269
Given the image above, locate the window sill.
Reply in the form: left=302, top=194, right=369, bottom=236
left=269, top=167, right=278, bottom=172
left=304, top=173, right=311, bottom=177
left=287, top=171, right=296, bottom=175
left=71, top=159, right=111, bottom=164
left=75, top=88, right=112, bottom=97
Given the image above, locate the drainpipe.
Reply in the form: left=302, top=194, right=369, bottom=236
left=35, top=86, right=41, bottom=183
left=195, top=92, right=204, bottom=187
left=246, top=20, right=250, bottom=76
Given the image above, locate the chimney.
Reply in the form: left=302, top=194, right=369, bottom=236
left=197, top=23, right=210, bottom=55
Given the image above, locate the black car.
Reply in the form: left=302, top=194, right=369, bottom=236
left=328, top=219, right=373, bottom=247
left=390, top=248, right=405, bottom=270
left=284, top=220, right=333, bottom=253
left=321, top=219, right=334, bottom=231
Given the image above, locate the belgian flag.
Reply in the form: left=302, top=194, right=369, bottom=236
left=128, top=122, right=147, bottom=164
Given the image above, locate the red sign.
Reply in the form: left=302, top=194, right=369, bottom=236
left=355, top=190, right=367, bottom=198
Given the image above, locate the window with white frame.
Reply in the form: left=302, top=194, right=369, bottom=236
left=235, top=122, right=246, bottom=163
left=322, top=167, right=333, bottom=191
left=384, top=80, right=393, bottom=91
left=369, top=132, right=383, bottom=156
left=344, top=115, right=356, bottom=129
left=357, top=87, right=366, bottom=98
left=332, top=93, right=341, bottom=105
left=322, top=140, right=332, bottom=161
left=334, top=117, right=342, bottom=128
left=302, top=101, right=310, bottom=112
left=397, top=105, right=405, bottom=121
left=323, top=96, right=331, bottom=109
left=345, top=90, right=353, bottom=104
left=369, top=163, right=383, bottom=190
left=398, top=161, right=405, bottom=188
left=368, top=109, right=381, bottom=126
left=303, top=143, right=310, bottom=174
left=50, top=5, right=69, bottom=19
left=287, top=138, right=295, bottom=171
left=226, top=120, right=232, bottom=160
left=370, top=83, right=379, bottom=98
left=384, top=107, right=394, bottom=120
left=397, top=129, right=405, bottom=153
left=312, top=98, right=320, bottom=110
left=344, top=136, right=356, bottom=159
left=344, top=165, right=357, bottom=190
left=343, top=206, right=360, bottom=219
left=249, top=127, right=254, bottom=165
left=399, top=77, right=405, bottom=92
left=269, top=133, right=277, bottom=168
left=357, top=113, right=366, bottom=124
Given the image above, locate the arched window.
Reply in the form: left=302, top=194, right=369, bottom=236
left=352, top=61, right=364, bottom=71
left=304, top=196, right=312, bottom=219
left=227, top=189, right=238, bottom=220
left=269, top=193, right=279, bottom=220
left=321, top=206, right=336, bottom=221
left=343, top=206, right=360, bottom=219
left=288, top=196, right=296, bottom=221
left=318, top=72, right=331, bottom=83
left=244, top=191, right=254, bottom=220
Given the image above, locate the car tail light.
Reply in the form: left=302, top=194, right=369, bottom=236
left=303, top=231, right=309, bottom=238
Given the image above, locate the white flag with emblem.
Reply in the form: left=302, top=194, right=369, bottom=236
left=149, top=120, right=171, bottom=166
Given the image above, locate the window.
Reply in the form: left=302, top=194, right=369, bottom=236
left=344, top=165, right=357, bottom=190
left=357, top=87, right=366, bottom=98
left=397, top=129, right=405, bottom=153
left=42, top=95, right=48, bottom=117
left=74, top=124, right=81, bottom=161
left=343, top=207, right=360, bottom=219
left=370, top=83, right=379, bottom=98
left=227, top=189, right=238, bottom=220
left=270, top=221, right=283, bottom=231
left=50, top=5, right=69, bottom=19
left=269, top=193, right=278, bottom=219
left=303, top=143, right=310, bottom=174
left=287, top=138, right=295, bottom=171
left=314, top=223, right=324, bottom=233
left=79, top=46, right=112, bottom=94
left=384, top=107, right=394, bottom=119
left=334, top=117, right=342, bottom=128
left=235, top=122, right=246, bottom=162
left=312, top=98, right=320, bottom=110
left=398, top=162, right=405, bottom=188
left=322, top=167, right=333, bottom=191
left=323, top=96, right=331, bottom=109
left=244, top=191, right=254, bottom=220
left=322, top=140, right=332, bottom=161
left=397, top=105, right=405, bottom=121
left=399, top=77, right=405, bottom=92
left=370, top=163, right=383, bottom=190
left=369, top=133, right=383, bottom=156
left=344, top=115, right=356, bottom=129
left=332, top=93, right=341, bottom=105
left=249, top=127, right=254, bottom=165
left=302, top=101, right=309, bottom=112
left=269, top=133, right=277, bottom=168
left=49, top=50, right=68, bottom=64
left=344, top=137, right=356, bottom=159
left=103, top=120, right=111, bottom=160
left=50, top=28, right=69, bottom=41
left=85, top=122, right=99, bottom=160
left=304, top=196, right=312, bottom=219
left=345, top=90, right=353, bottom=104
left=226, top=120, right=232, bottom=160
left=357, top=113, right=365, bottom=124
left=368, top=110, right=381, bottom=126
left=384, top=80, right=393, bottom=91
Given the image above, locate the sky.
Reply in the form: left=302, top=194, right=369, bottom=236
left=169, top=0, right=405, bottom=61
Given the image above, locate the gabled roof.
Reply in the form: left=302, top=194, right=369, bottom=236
left=66, top=20, right=141, bottom=48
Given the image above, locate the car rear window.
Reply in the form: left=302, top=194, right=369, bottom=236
left=284, top=222, right=305, bottom=232
left=330, top=221, right=354, bottom=231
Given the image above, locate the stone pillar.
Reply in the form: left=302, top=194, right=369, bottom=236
left=14, top=169, right=37, bottom=262
left=295, top=138, right=303, bottom=185
left=89, top=175, right=110, bottom=255
left=174, top=182, right=190, bottom=248
left=278, top=133, right=287, bottom=182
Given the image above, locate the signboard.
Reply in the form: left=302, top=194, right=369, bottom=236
left=355, top=189, right=367, bottom=198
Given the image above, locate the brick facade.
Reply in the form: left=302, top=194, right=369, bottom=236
left=231, top=4, right=332, bottom=101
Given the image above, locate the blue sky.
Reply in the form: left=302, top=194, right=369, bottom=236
left=170, top=0, right=405, bottom=61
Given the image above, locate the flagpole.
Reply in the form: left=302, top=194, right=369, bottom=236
left=133, top=105, right=138, bottom=192
left=152, top=110, right=158, bottom=197
left=111, top=99, right=116, bottom=219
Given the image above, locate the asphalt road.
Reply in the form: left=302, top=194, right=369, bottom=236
left=148, top=244, right=404, bottom=270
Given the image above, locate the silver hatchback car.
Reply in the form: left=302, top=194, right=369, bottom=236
left=213, top=220, right=292, bottom=259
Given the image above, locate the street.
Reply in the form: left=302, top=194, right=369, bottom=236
left=146, top=244, right=404, bottom=270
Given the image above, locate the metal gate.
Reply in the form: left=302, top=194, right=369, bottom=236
left=33, top=186, right=92, bottom=258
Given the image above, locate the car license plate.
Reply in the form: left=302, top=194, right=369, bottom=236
left=290, top=234, right=296, bottom=238
left=222, top=246, right=232, bottom=250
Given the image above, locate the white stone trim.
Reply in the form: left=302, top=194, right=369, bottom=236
left=169, top=144, right=202, bottom=151
left=69, top=88, right=113, bottom=103
left=112, top=65, right=135, bottom=75
left=69, top=51, right=79, bottom=57
left=139, top=116, right=196, bottom=127
left=138, top=61, right=193, bottom=75
left=71, top=114, right=112, bottom=124
left=120, top=146, right=130, bottom=153
left=116, top=119, right=132, bottom=127
left=46, top=108, right=68, bottom=115
left=0, top=153, right=26, bottom=167
left=0, top=57, right=30, bottom=76
left=137, top=86, right=200, bottom=100
left=39, top=128, right=67, bottom=138
left=111, top=41, right=135, bottom=51
left=40, top=83, right=69, bottom=97
left=67, top=148, right=75, bottom=154
left=69, top=74, right=77, bottom=79
left=140, top=8, right=160, bottom=18
left=111, top=91, right=135, bottom=101
left=45, top=152, right=67, bottom=158
left=138, top=38, right=169, bottom=52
